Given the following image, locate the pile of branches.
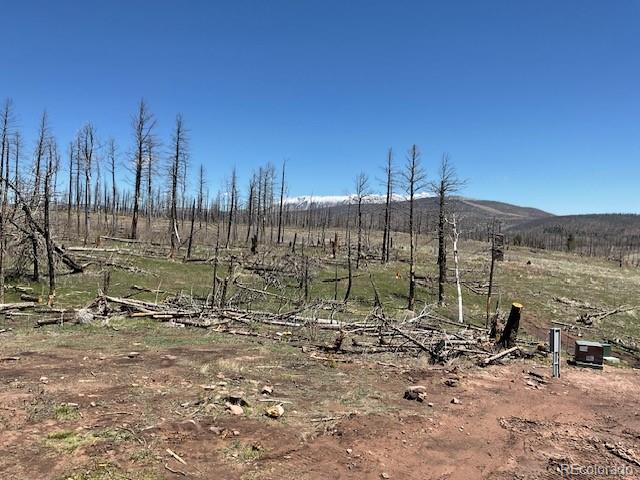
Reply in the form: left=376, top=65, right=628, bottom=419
left=62, top=295, right=529, bottom=365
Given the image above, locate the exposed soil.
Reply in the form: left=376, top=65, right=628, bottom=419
left=1, top=330, right=639, bottom=480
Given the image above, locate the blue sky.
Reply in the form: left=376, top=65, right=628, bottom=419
left=1, top=0, right=638, bottom=215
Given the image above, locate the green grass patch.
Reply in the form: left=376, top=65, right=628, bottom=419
left=54, top=404, right=80, bottom=421
left=45, top=430, right=94, bottom=452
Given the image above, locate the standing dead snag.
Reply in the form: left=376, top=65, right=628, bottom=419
left=29, top=111, right=50, bottom=281
left=430, top=154, right=465, bottom=307
left=448, top=214, right=463, bottom=323
left=344, top=232, right=353, bottom=303
left=130, top=99, right=156, bottom=240
left=277, top=160, right=286, bottom=244
left=401, top=145, right=426, bottom=311
left=79, top=123, right=95, bottom=246
left=107, top=139, right=118, bottom=235
left=209, top=222, right=220, bottom=307
left=225, top=168, right=237, bottom=248
left=381, top=148, right=393, bottom=264
left=43, top=141, right=57, bottom=305
left=354, top=172, right=369, bottom=270
left=0, top=99, right=13, bottom=303
left=168, top=114, right=188, bottom=259
left=186, top=199, right=196, bottom=260
left=499, top=303, right=523, bottom=347
left=486, top=219, right=501, bottom=327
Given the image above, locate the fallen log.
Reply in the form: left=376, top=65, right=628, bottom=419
left=482, top=346, right=520, bottom=365
left=0, top=302, right=38, bottom=312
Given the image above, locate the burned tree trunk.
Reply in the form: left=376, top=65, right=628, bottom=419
left=381, top=148, right=393, bottom=264
left=168, top=115, right=187, bottom=259
left=431, top=154, right=464, bottom=307
left=344, top=232, right=353, bottom=303
left=277, top=160, right=286, bottom=244
left=130, top=99, right=156, bottom=240
left=499, top=303, right=523, bottom=348
left=44, top=142, right=56, bottom=305
left=354, top=172, right=369, bottom=270
left=401, top=145, right=425, bottom=311
left=186, top=199, right=196, bottom=260
left=0, top=100, right=12, bottom=303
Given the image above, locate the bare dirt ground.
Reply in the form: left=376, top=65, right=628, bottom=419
left=1, top=322, right=639, bottom=480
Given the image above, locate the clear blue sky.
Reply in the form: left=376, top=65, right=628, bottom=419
left=1, top=0, right=639, bottom=215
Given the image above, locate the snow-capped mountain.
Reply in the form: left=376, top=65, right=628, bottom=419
left=284, top=193, right=433, bottom=209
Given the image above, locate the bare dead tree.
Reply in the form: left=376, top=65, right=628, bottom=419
left=277, top=160, right=286, bottom=244
left=66, top=142, right=74, bottom=230
left=197, top=164, right=205, bottom=227
left=130, top=99, right=156, bottom=239
left=209, top=222, right=221, bottom=307
left=0, top=99, right=13, bottom=302
left=44, top=140, right=57, bottom=305
left=106, top=138, right=118, bottom=234
left=144, top=132, right=161, bottom=231
left=168, top=114, right=188, bottom=259
left=344, top=231, right=353, bottom=303
left=225, top=168, right=237, bottom=248
left=245, top=174, right=256, bottom=243
left=401, top=145, right=426, bottom=311
left=186, top=199, right=196, bottom=260
left=430, top=154, right=465, bottom=306
left=447, top=213, right=463, bottom=322
left=79, top=123, right=95, bottom=245
left=381, top=148, right=393, bottom=264
left=29, top=111, right=50, bottom=281
left=354, top=172, right=369, bottom=269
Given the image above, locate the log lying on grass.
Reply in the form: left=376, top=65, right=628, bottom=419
left=0, top=302, right=38, bottom=312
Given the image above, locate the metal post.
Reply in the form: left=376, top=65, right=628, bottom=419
left=549, top=328, right=561, bottom=378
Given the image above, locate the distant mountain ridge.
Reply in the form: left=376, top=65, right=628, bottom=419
left=285, top=193, right=639, bottom=238
left=507, top=213, right=640, bottom=237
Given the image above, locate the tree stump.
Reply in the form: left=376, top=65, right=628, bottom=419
left=499, top=303, right=523, bottom=347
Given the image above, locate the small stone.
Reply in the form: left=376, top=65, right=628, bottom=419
left=227, top=404, right=244, bottom=416
left=224, top=393, right=249, bottom=407
left=451, top=397, right=461, bottom=404
left=127, top=352, right=140, bottom=358
left=444, top=378, right=459, bottom=387
left=427, top=402, right=434, bottom=408
left=232, top=430, right=240, bottom=436
left=265, top=404, right=285, bottom=419
left=261, top=385, right=274, bottom=395
left=404, top=385, right=427, bottom=402
left=406, top=385, right=426, bottom=393
left=346, top=448, right=353, bottom=455
left=381, top=473, right=390, bottom=479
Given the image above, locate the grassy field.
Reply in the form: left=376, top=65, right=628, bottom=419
left=4, top=226, right=640, bottom=349
left=2, top=228, right=640, bottom=479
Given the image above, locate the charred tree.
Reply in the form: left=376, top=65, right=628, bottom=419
left=401, top=145, right=426, bottom=311
left=431, top=154, right=464, bottom=306
left=354, top=172, right=369, bottom=269
left=277, top=160, right=286, bottom=244
left=381, top=148, right=393, bottom=264
left=168, top=114, right=188, bottom=259
left=130, top=99, right=156, bottom=239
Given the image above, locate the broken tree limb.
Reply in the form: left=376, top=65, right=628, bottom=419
left=482, top=346, right=520, bottom=365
